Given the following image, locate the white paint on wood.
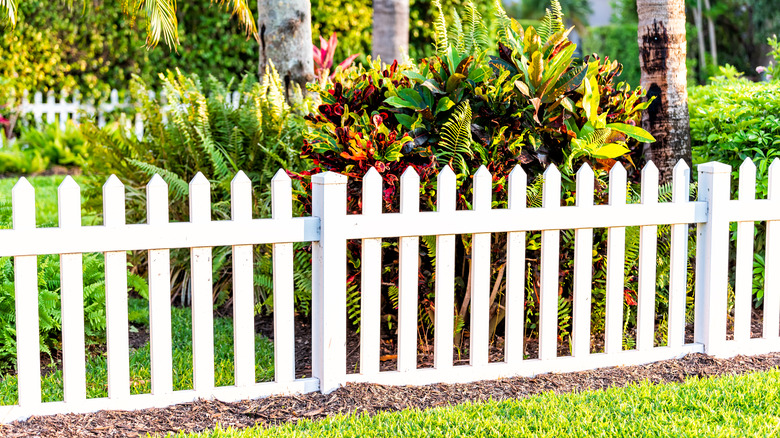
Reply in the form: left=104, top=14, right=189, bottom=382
left=539, top=165, right=561, bottom=360
left=311, top=172, right=348, bottom=393
left=12, top=178, right=41, bottom=407
left=360, top=168, right=383, bottom=375
left=470, top=166, right=492, bottom=367
left=272, top=170, right=296, bottom=383
left=764, top=159, right=780, bottom=339
left=668, top=161, right=690, bottom=350
left=434, top=166, right=457, bottom=370
left=231, top=172, right=255, bottom=387
left=605, top=163, right=627, bottom=354
left=505, top=165, right=527, bottom=365
left=735, top=159, right=756, bottom=342
left=103, top=176, right=131, bottom=400
left=189, top=173, right=215, bottom=392
left=695, top=162, right=732, bottom=355
left=637, top=162, right=659, bottom=351
left=58, top=176, right=87, bottom=403
left=147, top=175, right=174, bottom=395
left=398, top=167, right=420, bottom=372
left=573, top=164, right=594, bottom=357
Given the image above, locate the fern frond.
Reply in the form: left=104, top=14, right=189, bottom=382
left=127, top=159, right=190, bottom=201
left=451, top=10, right=465, bottom=54
left=432, top=0, right=449, bottom=56
left=437, top=101, right=474, bottom=174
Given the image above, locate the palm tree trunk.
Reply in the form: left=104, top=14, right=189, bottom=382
left=637, top=0, right=691, bottom=182
left=257, top=0, right=315, bottom=99
left=703, top=0, right=718, bottom=67
left=693, top=0, right=706, bottom=83
left=372, top=0, right=410, bottom=64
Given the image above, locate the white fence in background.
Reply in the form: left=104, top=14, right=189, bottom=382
left=1, top=89, right=243, bottom=145
left=1, top=158, right=780, bottom=423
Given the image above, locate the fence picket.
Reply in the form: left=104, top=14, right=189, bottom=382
left=147, top=175, right=174, bottom=395
left=605, top=163, right=627, bottom=354
left=59, top=176, right=87, bottom=402
left=398, top=167, right=420, bottom=372
left=505, top=165, right=527, bottom=365
left=764, top=159, right=780, bottom=339
left=189, top=173, right=215, bottom=392
left=434, top=166, right=456, bottom=370
left=470, top=166, right=492, bottom=366
left=361, top=168, right=383, bottom=375
left=573, top=164, right=594, bottom=357
left=12, top=178, right=41, bottom=407
left=33, top=92, right=43, bottom=127
left=735, top=159, right=756, bottom=342
left=231, top=172, right=255, bottom=387
left=272, top=170, right=296, bottom=383
left=539, top=165, right=561, bottom=360
left=637, top=162, right=659, bottom=351
left=45, top=92, right=56, bottom=126
left=103, top=175, right=130, bottom=399
left=668, top=161, right=690, bottom=349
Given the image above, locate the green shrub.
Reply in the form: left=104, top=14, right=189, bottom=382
left=0, top=122, right=86, bottom=175
left=689, top=68, right=780, bottom=308
left=80, top=67, right=311, bottom=315
left=581, top=24, right=640, bottom=87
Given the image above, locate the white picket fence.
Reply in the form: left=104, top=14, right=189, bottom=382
left=0, top=158, right=779, bottom=423
left=1, top=89, right=243, bottom=146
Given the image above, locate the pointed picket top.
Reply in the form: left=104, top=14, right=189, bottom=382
left=769, top=158, right=780, bottom=200
left=311, top=171, right=348, bottom=186
left=738, top=158, right=757, bottom=201
left=189, top=172, right=211, bottom=223
left=698, top=161, right=731, bottom=175
left=472, top=166, right=492, bottom=211
left=272, top=169, right=293, bottom=220
left=103, top=175, right=126, bottom=228
left=437, top=165, right=457, bottom=212
left=575, top=163, right=595, bottom=207
left=508, top=164, right=527, bottom=210
left=400, top=166, right=420, bottom=213
left=231, top=171, right=253, bottom=221
left=542, top=164, right=561, bottom=208
left=58, top=176, right=81, bottom=229
left=362, top=167, right=383, bottom=215
left=12, top=177, right=36, bottom=229
left=672, top=160, right=690, bottom=203
left=641, top=161, right=659, bottom=204
left=146, top=174, right=169, bottom=225
left=608, top=162, right=627, bottom=205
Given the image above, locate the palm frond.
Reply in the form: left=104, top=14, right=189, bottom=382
left=144, top=0, right=179, bottom=49
left=1, top=0, right=17, bottom=26
left=214, top=0, right=258, bottom=40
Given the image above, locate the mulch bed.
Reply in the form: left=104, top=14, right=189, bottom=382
left=2, top=352, right=779, bottom=437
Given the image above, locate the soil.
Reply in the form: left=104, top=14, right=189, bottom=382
left=2, top=308, right=779, bottom=438
left=0, top=165, right=81, bottom=180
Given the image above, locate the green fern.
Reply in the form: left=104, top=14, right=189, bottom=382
left=432, top=0, right=449, bottom=56
left=437, top=101, right=474, bottom=175
left=538, top=0, right=565, bottom=44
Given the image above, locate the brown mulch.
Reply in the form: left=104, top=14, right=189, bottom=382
left=1, top=352, right=779, bottom=437
left=0, top=165, right=82, bottom=180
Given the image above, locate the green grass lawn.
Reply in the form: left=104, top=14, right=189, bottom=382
left=0, top=174, right=100, bottom=227
left=174, top=369, right=780, bottom=438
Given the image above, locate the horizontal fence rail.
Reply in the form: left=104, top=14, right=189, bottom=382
left=1, top=158, right=780, bottom=423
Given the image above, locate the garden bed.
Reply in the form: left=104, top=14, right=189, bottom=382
left=1, top=351, right=779, bottom=437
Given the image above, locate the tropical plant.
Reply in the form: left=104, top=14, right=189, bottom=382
left=299, top=0, right=655, bottom=351
left=313, top=33, right=360, bottom=85
left=80, top=66, right=312, bottom=315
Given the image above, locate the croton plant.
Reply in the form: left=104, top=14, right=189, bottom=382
left=295, top=0, right=657, bottom=343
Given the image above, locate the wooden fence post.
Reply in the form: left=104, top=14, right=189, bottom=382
left=311, top=171, right=348, bottom=393
left=695, top=162, right=731, bottom=355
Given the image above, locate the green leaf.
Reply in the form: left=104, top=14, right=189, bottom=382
left=435, top=97, right=456, bottom=115
left=395, top=113, right=416, bottom=129
left=385, top=96, right=419, bottom=110
left=403, top=71, right=428, bottom=83
left=606, top=123, right=657, bottom=143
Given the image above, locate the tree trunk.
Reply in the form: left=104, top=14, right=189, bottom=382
left=703, top=0, right=717, bottom=68
left=372, top=0, right=409, bottom=64
left=637, top=0, right=691, bottom=182
left=693, top=0, right=706, bottom=83
left=257, top=0, right=314, bottom=100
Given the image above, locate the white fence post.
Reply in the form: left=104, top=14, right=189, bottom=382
left=311, top=171, right=348, bottom=393
left=695, top=162, right=731, bottom=355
